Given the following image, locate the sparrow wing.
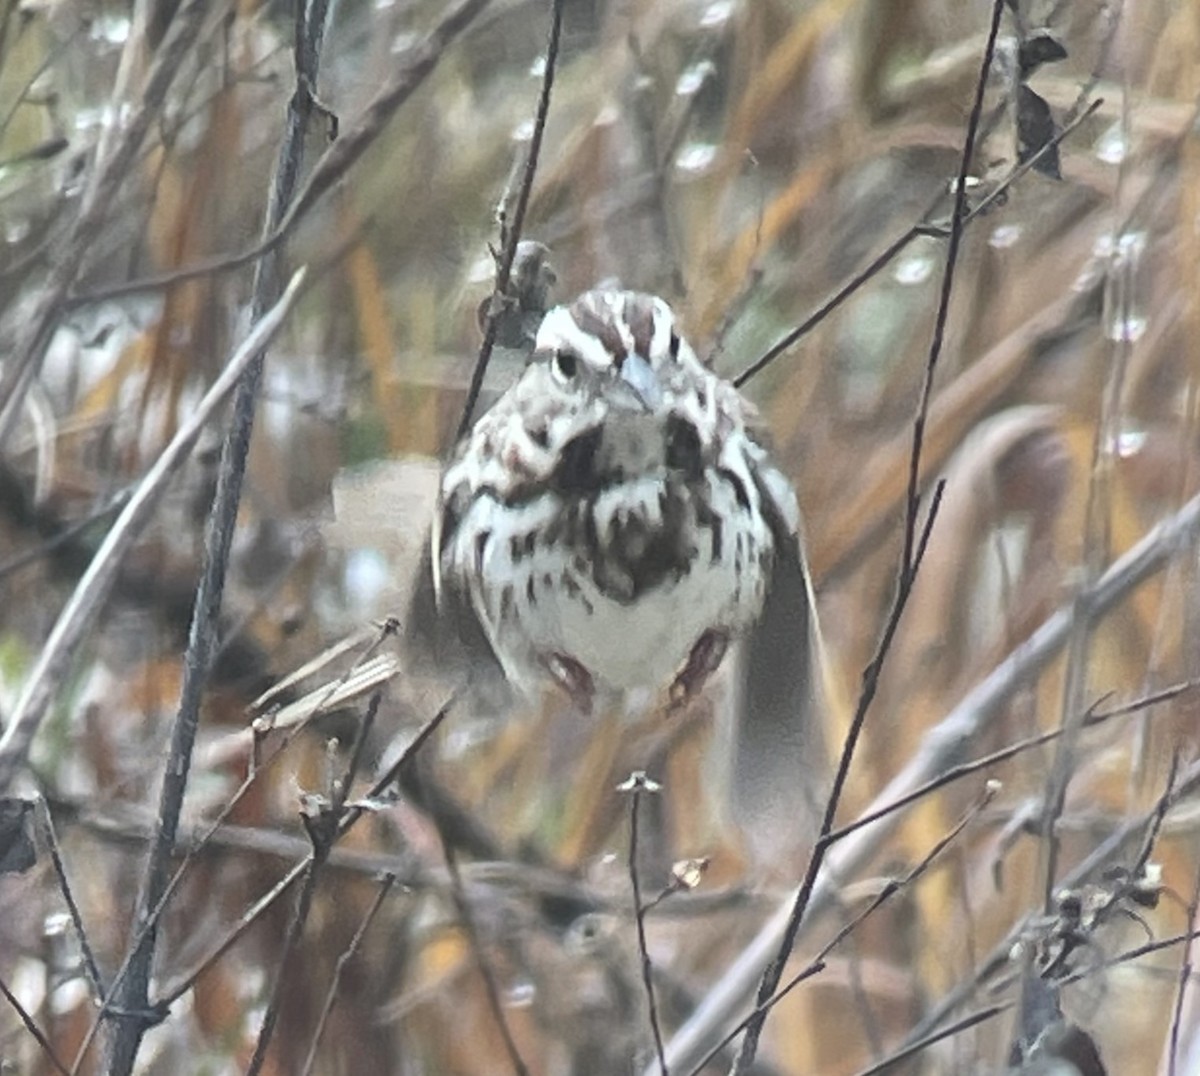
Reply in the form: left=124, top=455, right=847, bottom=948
left=732, top=459, right=828, bottom=861
left=404, top=485, right=511, bottom=709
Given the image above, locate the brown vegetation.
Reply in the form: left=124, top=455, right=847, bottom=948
left=1, top=0, right=1199, bottom=1073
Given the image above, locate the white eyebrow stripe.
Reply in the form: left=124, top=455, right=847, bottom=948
left=535, top=306, right=613, bottom=370
left=613, top=299, right=635, bottom=355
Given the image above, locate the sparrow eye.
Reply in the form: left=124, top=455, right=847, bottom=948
left=552, top=349, right=579, bottom=382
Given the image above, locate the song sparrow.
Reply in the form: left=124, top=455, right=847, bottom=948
left=426, top=289, right=820, bottom=743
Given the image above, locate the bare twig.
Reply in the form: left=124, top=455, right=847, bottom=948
left=1039, top=239, right=1134, bottom=912
left=691, top=783, right=997, bottom=1075
left=57, top=617, right=397, bottom=1073
left=625, top=772, right=669, bottom=1074
left=1167, top=854, right=1200, bottom=1076
left=37, top=798, right=105, bottom=998
left=1066, top=929, right=1200, bottom=990
left=731, top=226, right=923, bottom=390
left=243, top=817, right=334, bottom=1076
left=900, top=0, right=1003, bottom=575
left=0, top=971, right=71, bottom=1076
left=851, top=1004, right=1011, bottom=1076
left=300, top=873, right=398, bottom=1076
left=827, top=680, right=1197, bottom=845
left=902, top=760, right=1200, bottom=1056
left=0, top=269, right=306, bottom=793
left=658, top=453, right=1200, bottom=1075
left=729, top=8, right=1010, bottom=1069
left=49, top=793, right=620, bottom=908
left=152, top=693, right=455, bottom=1010
left=70, top=693, right=448, bottom=1074
left=244, top=688, right=381, bottom=1076
left=455, top=0, right=564, bottom=440
left=64, top=0, right=494, bottom=311
left=278, top=0, right=495, bottom=246
left=98, top=2, right=336, bottom=1068
left=0, top=0, right=210, bottom=447
left=730, top=472, right=945, bottom=1074
left=730, top=98, right=1101, bottom=389
left=443, top=841, right=531, bottom=1076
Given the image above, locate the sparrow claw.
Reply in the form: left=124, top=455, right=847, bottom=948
left=541, top=651, right=596, bottom=714
left=668, top=628, right=729, bottom=710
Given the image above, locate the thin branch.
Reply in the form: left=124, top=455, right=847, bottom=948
left=152, top=862, right=308, bottom=1013
left=0, top=971, right=71, bottom=1076
left=731, top=226, right=922, bottom=389
left=901, top=762, right=1200, bottom=1056
left=1038, top=22, right=1139, bottom=907
left=1167, top=853, right=1200, bottom=1076
left=152, top=694, right=454, bottom=1010
left=299, top=873, right=397, bottom=1076
left=243, top=829, right=331, bottom=1076
left=0, top=269, right=307, bottom=792
left=455, top=0, right=564, bottom=440
left=59, top=618, right=396, bottom=1073
left=1065, top=929, right=1200, bottom=989
left=626, top=772, right=669, bottom=1074
left=53, top=273, right=307, bottom=1070
left=733, top=16, right=1007, bottom=1059
left=99, top=0, right=335, bottom=1065
left=61, top=591, right=441, bottom=1068
left=729, top=97, right=1101, bottom=389
left=827, top=680, right=1197, bottom=845
left=657, top=430, right=1200, bottom=1076
left=732, top=11, right=1011, bottom=1069
left=730, top=472, right=946, bottom=1074
left=50, top=794, right=619, bottom=909
left=243, top=676, right=378, bottom=1076
left=900, top=0, right=1003, bottom=575
left=64, top=0, right=494, bottom=311
left=277, top=0, right=495, bottom=246
left=690, top=783, right=997, bottom=1076
left=0, top=0, right=210, bottom=448
left=851, top=1004, right=1011, bottom=1076
left=37, top=797, right=105, bottom=999
left=443, top=842, right=531, bottom=1076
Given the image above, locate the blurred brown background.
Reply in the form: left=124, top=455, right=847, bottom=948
left=2, top=0, right=1200, bottom=1073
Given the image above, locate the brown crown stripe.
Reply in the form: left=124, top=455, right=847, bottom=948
left=570, top=299, right=627, bottom=362
left=622, top=294, right=657, bottom=359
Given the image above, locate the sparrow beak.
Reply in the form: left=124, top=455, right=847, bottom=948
left=612, top=352, right=663, bottom=413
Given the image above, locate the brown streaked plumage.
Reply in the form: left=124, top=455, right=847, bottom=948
left=428, top=290, right=815, bottom=730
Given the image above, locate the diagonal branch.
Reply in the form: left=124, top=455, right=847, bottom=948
left=0, top=269, right=307, bottom=791
left=0, top=0, right=210, bottom=447
left=658, top=483, right=1200, bottom=1074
